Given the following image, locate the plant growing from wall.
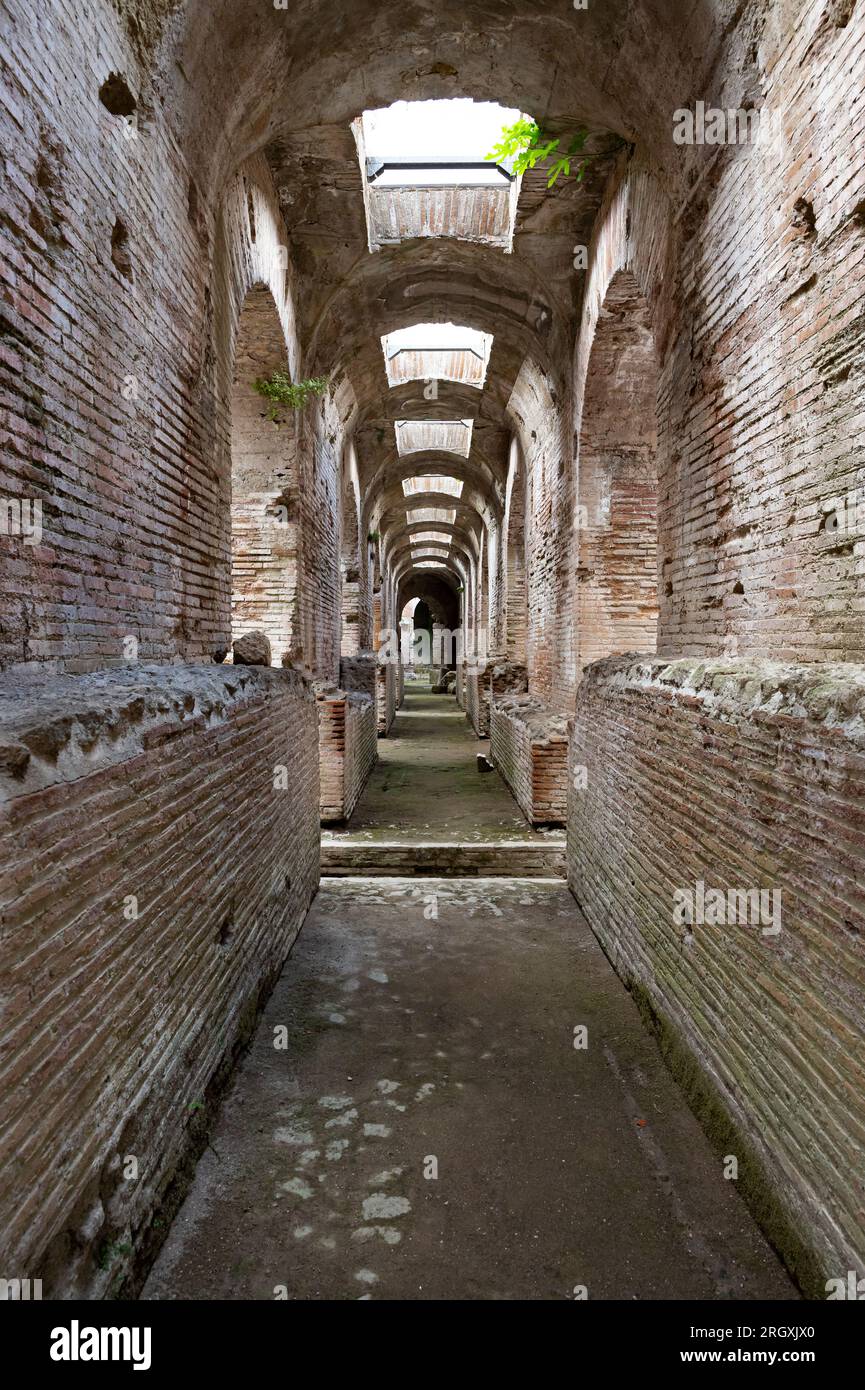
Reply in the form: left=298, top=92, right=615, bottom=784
left=487, top=118, right=619, bottom=188
left=253, top=371, right=329, bottom=422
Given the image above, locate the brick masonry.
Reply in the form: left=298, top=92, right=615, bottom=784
left=568, top=655, right=865, bottom=1291
left=317, top=686, right=377, bottom=824
left=0, top=664, right=320, bottom=1295
left=1, top=0, right=864, bottom=1298
left=492, top=692, right=569, bottom=826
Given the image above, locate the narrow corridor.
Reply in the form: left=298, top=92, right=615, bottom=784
left=324, top=678, right=562, bottom=860
left=144, top=693, right=795, bottom=1301
left=329, top=679, right=545, bottom=843
left=5, top=0, right=864, bottom=1316
left=143, top=877, right=795, bottom=1301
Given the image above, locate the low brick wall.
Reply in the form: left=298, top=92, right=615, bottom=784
left=0, top=664, right=320, bottom=1296
left=464, top=666, right=484, bottom=736
left=491, top=693, right=569, bottom=825
left=567, top=654, right=865, bottom=1292
left=376, top=661, right=397, bottom=736
left=339, top=653, right=376, bottom=702
left=465, top=658, right=527, bottom=739
left=317, top=687, right=376, bottom=823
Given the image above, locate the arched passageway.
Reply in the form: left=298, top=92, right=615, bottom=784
left=1, top=0, right=864, bottom=1319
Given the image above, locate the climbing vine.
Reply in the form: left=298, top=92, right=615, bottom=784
left=253, top=371, right=329, bottom=422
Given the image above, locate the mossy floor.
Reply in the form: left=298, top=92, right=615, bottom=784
left=324, top=682, right=563, bottom=845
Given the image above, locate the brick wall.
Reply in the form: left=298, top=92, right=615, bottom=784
left=492, top=692, right=568, bottom=826
left=230, top=286, right=302, bottom=664
left=317, top=686, right=376, bottom=823
left=376, top=660, right=397, bottom=736
left=339, top=652, right=376, bottom=702
left=0, top=664, right=320, bottom=1296
left=0, top=0, right=352, bottom=680
left=463, top=664, right=484, bottom=737
left=568, top=655, right=865, bottom=1290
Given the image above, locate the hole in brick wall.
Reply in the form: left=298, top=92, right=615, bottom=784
left=284, top=875, right=292, bottom=894
left=792, top=197, right=817, bottom=239
left=664, top=581, right=673, bottom=597
left=829, top=0, right=855, bottom=27
left=99, top=73, right=137, bottom=118
left=218, top=917, right=235, bottom=948
left=246, top=186, right=256, bottom=242
left=111, top=218, right=133, bottom=281
left=733, top=580, right=745, bottom=594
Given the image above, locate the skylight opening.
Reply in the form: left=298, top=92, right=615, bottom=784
left=402, top=475, right=464, bottom=499
left=395, top=420, right=473, bottom=458
left=382, top=323, right=493, bottom=389
left=410, top=531, right=452, bottom=546
left=406, top=507, right=457, bottom=527
left=411, top=546, right=450, bottom=561
left=354, top=99, right=530, bottom=253
left=414, top=560, right=448, bottom=569
left=362, top=99, right=522, bottom=179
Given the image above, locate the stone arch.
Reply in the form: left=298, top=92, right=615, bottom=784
left=576, top=268, right=659, bottom=672
left=230, top=283, right=301, bottom=664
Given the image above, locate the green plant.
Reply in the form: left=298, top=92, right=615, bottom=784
left=487, top=119, right=593, bottom=187
left=98, top=1239, right=132, bottom=1272
left=368, top=530, right=379, bottom=544
left=253, top=371, right=329, bottom=421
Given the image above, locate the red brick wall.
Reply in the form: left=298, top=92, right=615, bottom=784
left=0, top=664, right=320, bottom=1295
left=317, top=688, right=376, bottom=823
left=0, top=0, right=221, bottom=670
left=568, top=655, right=865, bottom=1290
left=492, top=692, right=568, bottom=826
left=0, top=0, right=351, bottom=682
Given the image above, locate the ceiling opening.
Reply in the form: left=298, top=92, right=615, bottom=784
left=395, top=419, right=473, bottom=457
left=410, top=530, right=453, bottom=546
left=354, top=98, right=529, bottom=252
left=406, top=507, right=458, bottom=526
left=402, top=475, right=464, bottom=498
left=382, top=322, right=493, bottom=389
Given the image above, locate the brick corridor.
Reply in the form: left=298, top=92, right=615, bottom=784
left=324, top=679, right=561, bottom=845
left=3, top=0, right=864, bottom=1303
left=143, top=879, right=796, bottom=1301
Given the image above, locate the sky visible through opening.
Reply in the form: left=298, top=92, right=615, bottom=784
left=363, top=99, right=528, bottom=183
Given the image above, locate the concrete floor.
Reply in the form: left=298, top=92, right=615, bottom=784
left=144, top=878, right=797, bottom=1301
left=323, top=680, right=563, bottom=846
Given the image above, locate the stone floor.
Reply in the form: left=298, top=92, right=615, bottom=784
left=323, top=679, right=563, bottom=847
left=143, top=877, right=797, bottom=1301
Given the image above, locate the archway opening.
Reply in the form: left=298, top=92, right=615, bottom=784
left=577, top=269, right=659, bottom=674
left=230, top=284, right=300, bottom=665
